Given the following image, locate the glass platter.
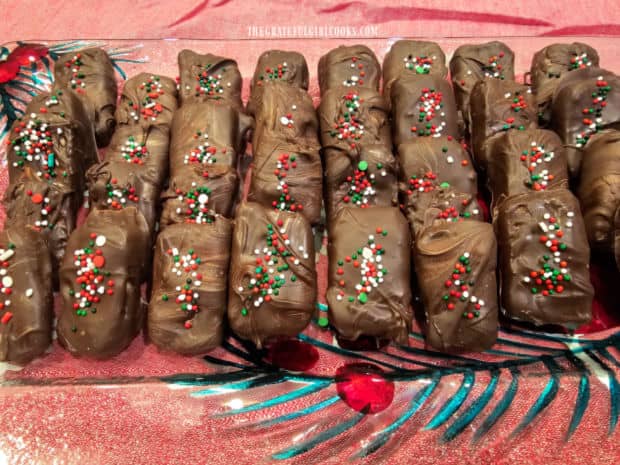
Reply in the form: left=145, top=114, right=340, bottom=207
left=0, top=38, right=619, bottom=465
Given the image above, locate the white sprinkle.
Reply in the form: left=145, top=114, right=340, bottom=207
left=95, top=235, right=106, bottom=247
left=1, top=276, right=13, bottom=288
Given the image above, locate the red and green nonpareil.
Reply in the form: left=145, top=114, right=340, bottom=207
left=482, top=52, right=506, bottom=79
left=194, top=63, right=226, bottom=97
left=25, top=189, right=53, bottom=230
left=257, top=62, right=288, bottom=84
left=105, top=179, right=139, bottom=210
left=69, top=234, right=114, bottom=325
left=10, top=111, right=63, bottom=179
left=335, top=229, right=388, bottom=305
left=0, top=243, right=29, bottom=325
left=175, top=183, right=214, bottom=224
left=238, top=221, right=308, bottom=316
left=64, top=53, right=86, bottom=94
left=184, top=131, right=222, bottom=171
left=342, top=56, right=366, bottom=87
left=411, top=88, right=446, bottom=137
left=521, top=142, right=555, bottom=191
left=273, top=152, right=304, bottom=212
left=501, top=90, right=529, bottom=131
left=343, top=160, right=387, bottom=207
left=161, top=247, right=204, bottom=330
left=569, top=53, right=592, bottom=70
left=330, top=92, right=364, bottom=147
left=523, top=211, right=574, bottom=297
left=120, top=136, right=149, bottom=164
left=442, top=252, right=484, bottom=319
left=404, top=55, right=433, bottom=74
left=127, top=75, right=165, bottom=121
left=576, top=77, right=612, bottom=148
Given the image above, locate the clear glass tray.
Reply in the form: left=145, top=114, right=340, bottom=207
left=0, top=38, right=619, bottom=465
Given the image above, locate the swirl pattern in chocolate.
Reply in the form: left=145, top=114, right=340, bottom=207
left=53, top=48, right=118, bottom=147
left=414, top=220, right=498, bottom=352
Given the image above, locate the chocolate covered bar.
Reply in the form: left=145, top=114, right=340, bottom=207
left=382, top=40, right=447, bottom=103
left=104, top=124, right=170, bottom=187
left=414, top=220, right=498, bottom=352
left=248, top=50, right=309, bottom=116
left=249, top=133, right=323, bottom=224
left=7, top=88, right=98, bottom=187
left=57, top=208, right=150, bottom=358
left=327, top=207, right=412, bottom=345
left=496, top=190, right=593, bottom=327
left=0, top=226, right=53, bottom=363
left=177, top=50, right=243, bottom=109
left=116, top=72, right=178, bottom=127
left=87, top=160, right=161, bottom=234
left=160, top=165, right=237, bottom=227
left=54, top=48, right=117, bottom=147
left=4, top=173, right=78, bottom=272
left=251, top=81, right=319, bottom=149
left=170, top=101, right=250, bottom=179
left=148, top=221, right=232, bottom=355
left=577, top=130, right=620, bottom=254
left=398, top=138, right=482, bottom=236
left=486, top=128, right=568, bottom=209
left=530, top=42, right=599, bottom=125
left=318, top=86, right=391, bottom=152
left=318, top=45, right=381, bottom=95
left=228, top=202, right=316, bottom=348
left=324, top=143, right=398, bottom=219
left=390, top=75, right=459, bottom=147
left=469, top=79, right=537, bottom=170
left=450, top=41, right=515, bottom=128
left=550, top=67, right=620, bottom=178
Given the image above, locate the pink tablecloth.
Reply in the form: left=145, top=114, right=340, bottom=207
left=2, top=0, right=620, bottom=42
left=1, top=2, right=620, bottom=465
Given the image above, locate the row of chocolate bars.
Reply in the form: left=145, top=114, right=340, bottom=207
left=1, top=40, right=618, bottom=363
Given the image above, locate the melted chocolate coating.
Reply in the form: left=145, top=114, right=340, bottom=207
left=249, top=133, right=323, bottom=224
left=178, top=50, right=243, bottom=109
left=495, top=190, right=593, bottom=327
left=7, top=88, right=98, bottom=188
left=577, top=130, right=620, bottom=253
left=324, top=143, right=398, bottom=220
left=318, top=86, right=391, bottom=151
left=382, top=40, right=447, bottom=104
left=57, top=208, right=150, bottom=358
left=148, top=221, right=232, bottom=355
left=228, top=202, right=316, bottom=348
left=469, top=79, right=537, bottom=170
left=160, top=164, right=238, bottom=227
left=87, top=160, right=161, bottom=235
left=4, top=171, right=78, bottom=273
left=486, top=128, right=569, bottom=210
left=397, top=138, right=481, bottom=237
left=0, top=226, right=53, bottom=363
left=251, top=81, right=319, bottom=149
left=318, top=45, right=381, bottom=95
left=530, top=42, right=599, bottom=125
left=550, top=67, right=620, bottom=178
left=104, top=124, right=170, bottom=187
left=170, top=101, right=251, bottom=179
left=248, top=50, right=309, bottom=116
left=450, top=41, right=515, bottom=129
left=116, top=72, right=178, bottom=128
left=390, top=75, right=459, bottom=147
left=54, top=48, right=117, bottom=147
left=327, top=207, right=412, bottom=345
left=414, top=221, right=498, bottom=352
